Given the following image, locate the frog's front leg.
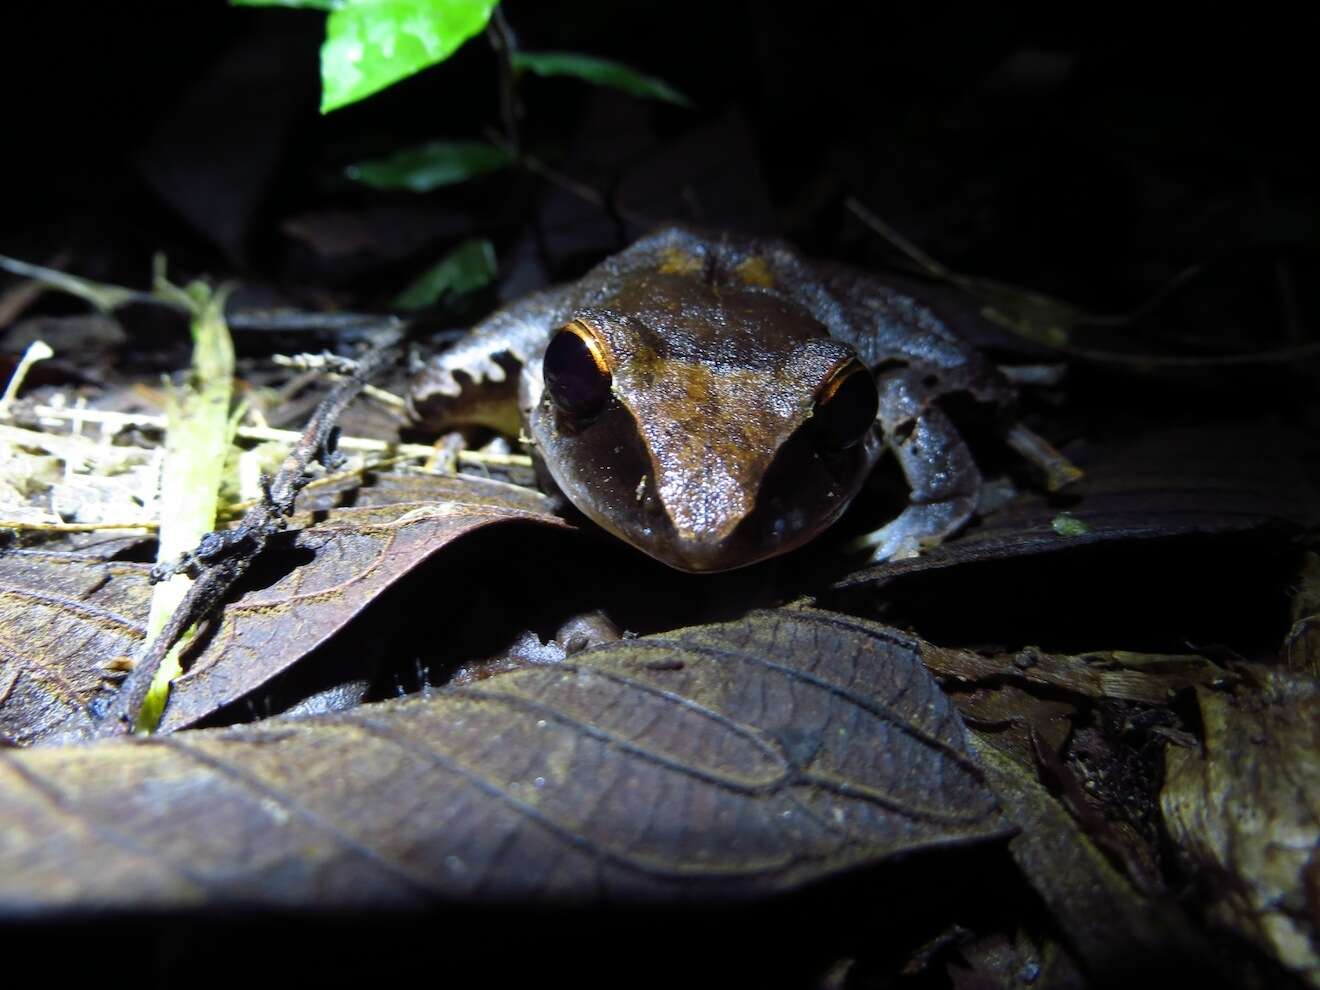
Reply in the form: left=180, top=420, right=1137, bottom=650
left=409, top=285, right=584, bottom=430
left=854, top=370, right=982, bottom=562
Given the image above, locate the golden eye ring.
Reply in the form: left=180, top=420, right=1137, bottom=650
left=813, top=359, right=879, bottom=450
left=543, top=320, right=613, bottom=418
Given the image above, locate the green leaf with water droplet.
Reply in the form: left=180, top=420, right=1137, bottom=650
left=512, top=51, right=692, bottom=108
left=320, top=0, right=499, bottom=113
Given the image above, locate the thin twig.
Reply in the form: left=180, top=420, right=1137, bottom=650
left=0, top=519, right=157, bottom=533
left=0, top=253, right=163, bottom=313
left=226, top=310, right=405, bottom=342
left=0, top=251, right=69, bottom=325
left=95, top=338, right=404, bottom=736
left=271, top=353, right=410, bottom=409
left=487, top=6, right=522, bottom=159
left=0, top=341, right=54, bottom=415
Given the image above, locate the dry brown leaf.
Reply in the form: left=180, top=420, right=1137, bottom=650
left=0, top=609, right=1006, bottom=914
left=160, top=487, right=565, bottom=731
left=0, top=550, right=153, bottom=744
left=1161, top=672, right=1320, bottom=987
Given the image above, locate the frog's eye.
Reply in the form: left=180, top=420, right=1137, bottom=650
left=813, top=360, right=878, bottom=450
left=544, top=321, right=612, bottom=418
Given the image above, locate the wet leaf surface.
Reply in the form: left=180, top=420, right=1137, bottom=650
left=1161, top=672, right=1320, bottom=987
left=0, top=608, right=1006, bottom=914
left=317, top=0, right=499, bottom=113
left=839, top=427, right=1315, bottom=589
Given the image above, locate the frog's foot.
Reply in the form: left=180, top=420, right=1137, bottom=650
left=853, top=496, right=979, bottom=561
left=855, top=372, right=982, bottom=562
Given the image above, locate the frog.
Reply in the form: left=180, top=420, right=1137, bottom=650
left=410, top=226, right=1068, bottom=573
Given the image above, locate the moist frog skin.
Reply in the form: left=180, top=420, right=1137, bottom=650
left=411, top=226, right=1056, bottom=572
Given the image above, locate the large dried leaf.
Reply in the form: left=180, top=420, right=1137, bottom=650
left=840, top=427, right=1315, bottom=589
left=0, top=609, right=1006, bottom=914
left=161, top=481, right=564, bottom=731
left=0, top=550, right=153, bottom=744
left=1161, top=672, right=1320, bottom=987
left=0, top=475, right=563, bottom=743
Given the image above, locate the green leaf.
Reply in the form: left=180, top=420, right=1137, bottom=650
left=512, top=50, right=692, bottom=108
left=320, top=0, right=499, bottom=113
left=138, top=272, right=237, bottom=733
left=1051, top=512, right=1092, bottom=537
left=345, top=139, right=512, bottom=191
left=394, top=238, right=497, bottom=310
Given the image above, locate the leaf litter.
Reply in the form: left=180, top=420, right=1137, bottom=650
left=0, top=250, right=1315, bottom=988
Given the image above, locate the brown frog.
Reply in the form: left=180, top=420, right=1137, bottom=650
left=411, top=226, right=1065, bottom=572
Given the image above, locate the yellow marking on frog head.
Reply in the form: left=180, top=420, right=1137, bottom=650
left=734, top=256, right=774, bottom=288
left=657, top=247, right=705, bottom=276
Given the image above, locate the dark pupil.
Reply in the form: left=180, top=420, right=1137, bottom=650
left=815, top=365, right=879, bottom=450
left=543, top=329, right=611, bottom=417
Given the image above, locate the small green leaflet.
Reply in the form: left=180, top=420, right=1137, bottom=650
left=322, top=0, right=499, bottom=112
left=232, top=0, right=500, bottom=112
left=1051, top=512, right=1092, bottom=537
left=394, top=239, right=497, bottom=310
left=512, top=50, right=692, bottom=108
left=346, top=140, right=512, bottom=191
left=231, top=4, right=689, bottom=115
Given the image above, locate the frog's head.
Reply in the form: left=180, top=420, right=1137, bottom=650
left=521, top=274, right=882, bottom=572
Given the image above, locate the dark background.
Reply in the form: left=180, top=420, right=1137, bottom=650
left=2, top=4, right=1315, bottom=345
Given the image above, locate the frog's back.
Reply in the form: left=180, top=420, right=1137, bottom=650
left=607, top=227, right=990, bottom=374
